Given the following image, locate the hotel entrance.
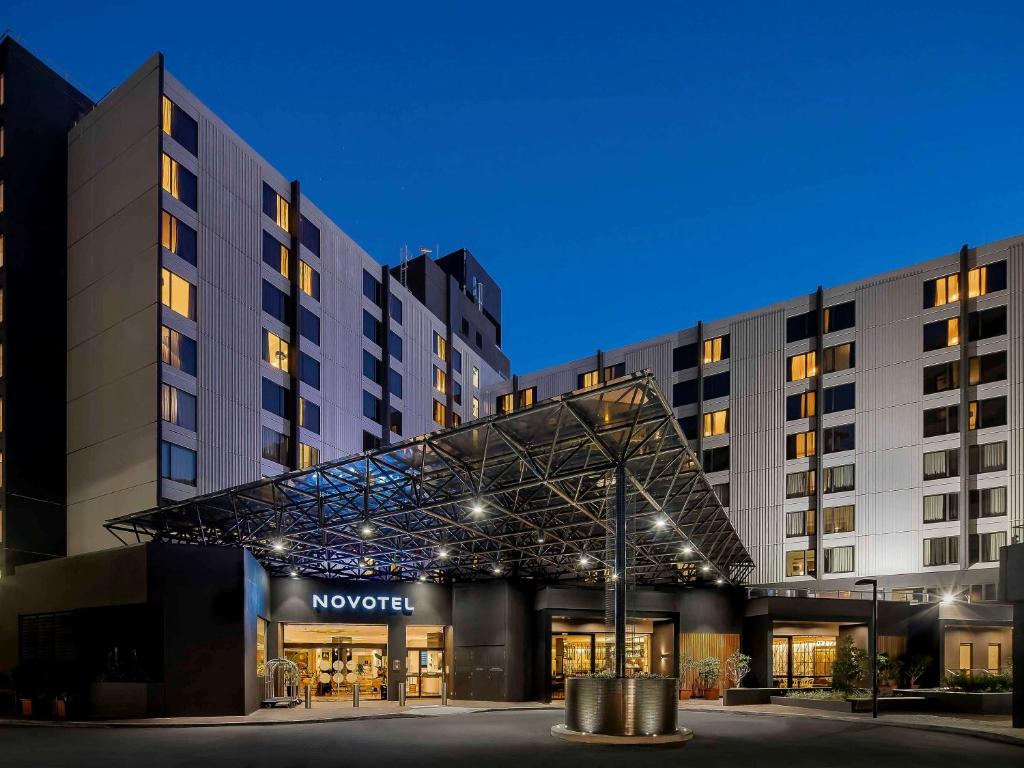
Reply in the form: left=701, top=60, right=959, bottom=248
left=282, top=624, right=388, bottom=700
left=405, top=626, right=446, bottom=697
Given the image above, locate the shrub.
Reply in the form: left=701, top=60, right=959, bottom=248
left=943, top=670, right=1012, bottom=692
left=695, top=656, right=721, bottom=691
left=786, top=688, right=869, bottom=701
left=831, top=635, right=868, bottom=694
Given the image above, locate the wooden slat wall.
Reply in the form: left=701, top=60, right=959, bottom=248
left=679, top=632, right=740, bottom=689
left=879, top=635, right=907, bottom=659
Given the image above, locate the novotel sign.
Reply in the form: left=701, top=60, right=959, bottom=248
left=312, top=594, right=414, bottom=614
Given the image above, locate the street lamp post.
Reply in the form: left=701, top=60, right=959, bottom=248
left=855, top=578, right=878, bottom=719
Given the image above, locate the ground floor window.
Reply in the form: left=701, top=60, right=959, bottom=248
left=283, top=624, right=388, bottom=701
left=772, top=635, right=836, bottom=688
left=549, top=623, right=653, bottom=699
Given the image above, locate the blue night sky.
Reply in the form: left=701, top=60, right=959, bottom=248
left=6, top=2, right=1024, bottom=372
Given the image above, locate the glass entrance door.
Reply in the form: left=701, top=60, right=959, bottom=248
left=406, top=625, right=446, bottom=698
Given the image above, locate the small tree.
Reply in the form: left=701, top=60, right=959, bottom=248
left=876, top=654, right=902, bottom=687
left=678, top=653, right=697, bottom=689
left=725, top=650, right=752, bottom=688
left=903, top=654, right=932, bottom=687
left=695, top=656, right=721, bottom=693
left=831, top=635, right=868, bottom=694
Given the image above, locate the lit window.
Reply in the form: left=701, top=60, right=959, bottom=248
left=161, top=153, right=197, bottom=209
left=299, top=261, right=320, bottom=300
left=0, top=396, right=4, bottom=433
left=160, top=268, right=196, bottom=320
left=263, top=231, right=289, bottom=278
left=987, top=644, right=1001, bottom=673
left=824, top=545, right=854, bottom=573
left=823, top=505, right=854, bottom=534
left=432, top=399, right=447, bottom=426
left=160, top=383, right=197, bottom=430
left=822, top=342, right=854, bottom=373
left=579, top=370, right=599, bottom=388
left=161, top=96, right=198, bottom=155
left=787, top=351, right=817, bottom=382
left=0, top=341, right=4, bottom=377
left=433, top=331, right=448, bottom=362
left=471, top=397, right=479, bottom=418
left=433, top=365, right=447, bottom=394
left=786, top=390, right=816, bottom=420
left=264, top=330, right=290, bottom=371
left=262, top=183, right=290, bottom=230
left=923, top=317, right=959, bottom=351
left=923, top=272, right=959, bottom=308
left=703, top=409, right=728, bottom=437
left=452, top=413, right=462, bottom=427
left=786, top=509, right=815, bottom=537
left=0, top=73, right=4, bottom=105
left=471, top=366, right=480, bottom=387
left=967, top=396, right=1007, bottom=431
left=786, top=550, right=815, bottom=577
left=298, top=443, right=320, bottom=469
left=161, top=211, right=197, bottom=265
left=703, top=335, right=729, bottom=363
left=519, top=387, right=536, bottom=408
left=967, top=262, right=1008, bottom=298
left=786, top=430, right=816, bottom=459
left=0, top=287, right=4, bottom=323
left=161, top=326, right=197, bottom=375
left=496, top=393, right=514, bottom=414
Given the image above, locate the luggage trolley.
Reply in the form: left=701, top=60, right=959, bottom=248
left=262, top=658, right=302, bottom=708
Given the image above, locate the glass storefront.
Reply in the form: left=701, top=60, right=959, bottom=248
left=405, top=625, right=446, bottom=698
left=283, top=624, right=388, bottom=700
left=772, top=635, right=836, bottom=688
left=550, top=624, right=652, bottom=699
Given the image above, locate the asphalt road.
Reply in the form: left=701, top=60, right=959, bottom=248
left=0, top=709, right=1018, bottom=767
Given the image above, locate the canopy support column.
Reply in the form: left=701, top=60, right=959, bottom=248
left=614, top=462, right=627, bottom=678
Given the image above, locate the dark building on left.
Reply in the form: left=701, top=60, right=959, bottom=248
left=0, top=37, right=93, bottom=573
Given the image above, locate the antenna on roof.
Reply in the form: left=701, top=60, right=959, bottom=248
left=399, top=244, right=410, bottom=287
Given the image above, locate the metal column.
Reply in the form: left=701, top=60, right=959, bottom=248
left=614, top=463, right=627, bottom=678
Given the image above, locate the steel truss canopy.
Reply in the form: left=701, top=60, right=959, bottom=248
left=105, top=372, right=754, bottom=585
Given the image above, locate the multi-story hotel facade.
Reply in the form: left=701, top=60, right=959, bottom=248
left=487, top=237, right=1022, bottom=599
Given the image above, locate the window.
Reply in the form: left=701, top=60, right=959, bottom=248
left=824, top=545, right=854, bottom=573
left=987, top=644, right=1002, bottom=673
left=299, top=307, right=320, bottom=345
left=923, top=360, right=959, bottom=395
left=712, top=482, right=729, bottom=506
left=160, top=441, right=197, bottom=485
left=786, top=509, right=815, bottom=537
left=471, top=397, right=479, bottom=418
left=161, top=326, right=197, bottom=375
left=604, top=362, right=625, bottom=380
left=823, top=464, right=855, bottom=493
left=299, top=399, right=320, bottom=434
left=452, top=348, right=463, bottom=375
left=923, top=404, right=958, bottom=437
left=461, top=318, right=470, bottom=335
left=786, top=391, right=816, bottom=420
left=256, top=617, right=268, bottom=677
left=786, top=469, right=816, bottom=498
left=432, top=400, right=447, bottom=426
left=924, top=448, right=959, bottom=480
left=433, top=365, right=447, bottom=395
left=162, top=153, right=197, bottom=209
left=823, top=301, right=855, bottom=333
left=362, top=350, right=382, bottom=385
left=363, top=431, right=382, bottom=450
left=362, top=270, right=382, bottom=306
left=471, top=366, right=480, bottom=387
left=968, top=261, right=1008, bottom=298
left=678, top=415, right=699, bottom=441
left=822, top=423, right=855, bottom=453
left=579, top=369, right=599, bottom=388
left=923, top=536, right=959, bottom=567
left=261, top=427, right=290, bottom=465
left=496, top=393, right=514, bottom=415
left=786, top=550, right=815, bottom=577
left=161, top=383, right=196, bottom=430
left=823, top=382, right=855, bottom=413
left=475, top=331, right=482, bottom=348
left=923, top=272, right=960, bottom=308
left=261, top=378, right=291, bottom=419
left=389, top=368, right=403, bottom=400
left=969, top=350, right=1007, bottom=386
left=362, top=311, right=383, bottom=346
left=298, top=261, right=320, bottom=300
left=161, top=95, right=198, bottom=155
left=703, top=409, right=728, bottom=437
left=958, top=643, right=973, bottom=672
left=673, top=342, right=698, bottom=371
left=262, top=183, right=289, bottom=230
left=388, top=331, right=402, bottom=361
left=262, top=230, right=289, bottom=278
left=298, top=443, right=320, bottom=469
left=968, top=305, right=1007, bottom=341
left=923, top=317, right=959, bottom=351
left=702, top=445, right=729, bottom=473
left=299, top=353, right=320, bottom=389
left=823, top=505, right=854, bottom=534
left=786, top=430, right=816, bottom=459
left=969, top=441, right=1007, bottom=474
left=389, top=408, right=402, bottom=435
left=161, top=211, right=197, bottom=266
left=703, top=334, right=730, bottom=363
left=673, top=378, right=698, bottom=407
left=362, top=391, right=382, bottom=423
left=969, top=531, right=1006, bottom=564
left=389, top=293, right=403, bottom=324
left=300, top=215, right=320, bottom=255
left=787, top=351, right=817, bottom=382
left=969, top=487, right=1007, bottom=519
left=968, top=396, right=1006, bottom=430
left=452, top=413, right=463, bottom=427
left=923, top=492, right=958, bottom=523
left=0, top=234, right=4, bottom=267
left=787, top=309, right=818, bottom=343
left=822, top=342, right=854, bottom=373
left=703, top=371, right=730, bottom=400
left=261, top=280, right=290, bottom=323
left=0, top=180, right=3, bottom=213
left=432, top=331, right=448, bottom=362
left=519, top=387, right=536, bottom=408
left=263, top=330, right=289, bottom=372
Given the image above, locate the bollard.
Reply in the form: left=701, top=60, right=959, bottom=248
left=353, top=683, right=360, bottom=708
left=398, top=681, right=406, bottom=707
left=304, top=685, right=311, bottom=709
left=441, top=681, right=448, bottom=706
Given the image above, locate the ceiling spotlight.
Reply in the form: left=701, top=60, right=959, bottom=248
left=289, top=569, right=298, bottom=577
left=493, top=565, right=503, bottom=575
left=418, top=573, right=427, bottom=582
left=654, top=518, right=667, bottom=529
left=701, top=564, right=711, bottom=573
left=579, top=554, right=590, bottom=566
left=536, top=530, right=546, bottom=543
left=471, top=501, right=484, bottom=516
left=612, top=572, right=619, bottom=581
left=682, top=546, right=693, bottom=555
left=360, top=524, right=374, bottom=537
left=272, top=539, right=285, bottom=552
left=715, top=578, right=724, bottom=586
left=438, top=548, right=449, bottom=560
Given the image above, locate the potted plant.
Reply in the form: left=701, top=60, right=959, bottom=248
left=695, top=656, right=722, bottom=699
left=903, top=654, right=931, bottom=689
left=678, top=653, right=696, bottom=700
left=876, top=654, right=901, bottom=696
left=725, top=650, right=752, bottom=688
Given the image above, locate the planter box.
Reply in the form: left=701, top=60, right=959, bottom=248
left=89, top=683, right=165, bottom=719
left=893, top=689, right=1012, bottom=715
left=565, top=677, right=679, bottom=736
left=771, top=695, right=855, bottom=712
left=771, top=695, right=934, bottom=713
left=724, top=688, right=790, bottom=706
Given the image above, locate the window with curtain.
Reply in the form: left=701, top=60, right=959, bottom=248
left=923, top=492, right=958, bottom=523
left=703, top=334, right=730, bottom=363
left=823, top=505, right=854, bottom=533
left=162, top=153, right=197, bottom=209
left=786, top=430, right=816, bottom=459
left=968, top=396, right=1007, bottom=430
left=922, top=317, right=959, bottom=351
left=263, top=330, right=289, bottom=371
left=824, top=545, right=854, bottom=573
left=786, top=470, right=816, bottom=498
left=923, top=272, right=959, bottom=308
left=787, top=351, right=817, bottom=382
left=923, top=448, right=958, bottom=480
left=161, top=326, right=197, bottom=375
left=970, top=531, right=1007, bottom=564
left=786, top=549, right=815, bottom=577
left=969, top=487, right=1007, bottom=519
left=823, top=464, right=855, bottom=493
left=703, top=409, right=729, bottom=436
left=161, top=211, right=197, bottom=266
left=786, top=390, right=816, bottom=420
left=923, top=536, right=958, bottom=567
left=823, top=301, right=855, bottom=333
left=822, top=342, right=855, bottom=373
left=968, top=350, right=1007, bottom=385
left=786, top=509, right=815, bottom=537
left=969, top=441, right=1007, bottom=474
left=968, top=261, right=1007, bottom=297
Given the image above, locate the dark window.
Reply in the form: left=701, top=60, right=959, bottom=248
left=923, top=405, right=959, bottom=437
left=160, top=383, right=196, bottom=430
left=363, top=270, right=383, bottom=306
left=923, top=361, right=959, bottom=394
left=712, top=482, right=729, bottom=506
left=823, top=382, right=855, bottom=413
left=968, top=305, right=1007, bottom=341
left=461, top=318, right=470, bottom=335
left=388, top=330, right=403, bottom=361
left=163, top=96, right=198, bottom=156
left=923, top=448, right=958, bottom=480
left=969, top=531, right=1007, bottom=565
left=161, top=326, right=197, bottom=376
left=969, top=350, right=1006, bottom=385
left=299, top=353, right=320, bottom=389
left=969, top=487, right=1007, bottom=519
left=261, top=427, right=290, bottom=465
left=300, top=399, right=320, bottom=433
left=969, top=441, right=1007, bottom=474
left=299, top=307, right=320, bottom=345
left=172, top=162, right=198, bottom=210
left=363, top=350, right=382, bottom=385
left=262, top=230, right=287, bottom=274
left=822, top=423, right=855, bottom=453
left=822, top=342, right=855, bottom=373
left=786, top=391, right=816, bottom=420
left=923, top=317, right=958, bottom=351
left=454, top=381, right=463, bottom=406
left=970, top=396, right=1006, bottom=430
left=824, top=301, right=855, bottom=333
left=678, top=415, right=699, bottom=441
left=261, top=377, right=291, bottom=419
left=703, top=371, right=730, bottom=400
left=363, top=310, right=383, bottom=346
left=262, top=280, right=290, bottom=323
left=389, top=408, right=402, bottom=435
left=262, top=182, right=283, bottom=220
left=162, top=211, right=197, bottom=266
left=672, top=342, right=698, bottom=371
left=475, top=331, right=482, bottom=348
left=389, top=294, right=403, bottom=325
left=389, top=368, right=403, bottom=399
left=787, top=309, right=818, bottom=343
left=604, top=362, right=626, bottom=380
left=363, top=391, right=382, bottom=423
left=702, top=445, right=730, bottom=473
left=452, top=348, right=463, bottom=374
left=673, top=378, right=698, bottom=407
left=363, top=431, right=382, bottom=451
left=978, top=260, right=1008, bottom=293
left=160, top=440, right=197, bottom=485
left=300, top=215, right=320, bottom=255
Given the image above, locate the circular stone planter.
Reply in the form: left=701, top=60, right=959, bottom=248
left=561, top=677, right=683, bottom=739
